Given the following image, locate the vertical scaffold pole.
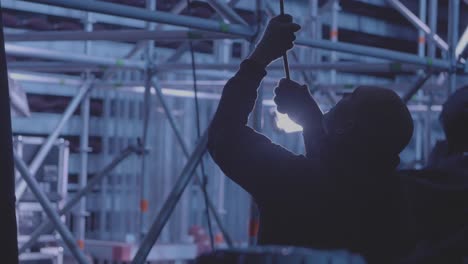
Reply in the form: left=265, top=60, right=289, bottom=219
left=0, top=5, right=19, bottom=264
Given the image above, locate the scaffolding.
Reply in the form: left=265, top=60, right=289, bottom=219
left=1, top=0, right=467, bottom=263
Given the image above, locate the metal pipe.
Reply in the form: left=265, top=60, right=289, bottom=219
left=206, top=0, right=248, bottom=25
left=14, top=154, right=90, bottom=264
left=418, top=0, right=427, bottom=58
left=427, top=0, right=438, bottom=59
left=154, top=0, right=190, bottom=30
left=206, top=190, right=232, bottom=246
left=18, top=146, right=139, bottom=253
left=214, top=39, right=229, bottom=240
left=423, top=97, right=433, bottom=163
left=295, top=37, right=453, bottom=70
left=9, top=61, right=432, bottom=73
left=5, top=43, right=146, bottom=69
left=17, top=43, right=144, bottom=243
left=25, top=0, right=254, bottom=37
left=7, top=62, right=104, bottom=72
left=5, top=30, right=239, bottom=42
left=98, top=90, right=111, bottom=240
left=139, top=0, right=156, bottom=239
left=156, top=62, right=427, bottom=72
left=15, top=79, right=94, bottom=201
left=456, top=26, right=468, bottom=58
left=14, top=40, right=145, bottom=201
left=414, top=0, right=428, bottom=144
left=415, top=116, right=423, bottom=168
left=330, top=0, right=339, bottom=83
left=0, top=7, right=19, bottom=263
left=132, top=130, right=208, bottom=264
left=386, top=0, right=449, bottom=51
left=75, top=84, right=90, bottom=241
left=74, top=12, right=93, bottom=251
left=402, top=72, right=433, bottom=103
left=20, top=0, right=458, bottom=70
left=165, top=0, right=242, bottom=63
left=10, top=68, right=451, bottom=94
left=151, top=79, right=233, bottom=247
left=152, top=81, right=191, bottom=157
left=309, top=0, right=319, bottom=64
left=448, top=0, right=460, bottom=93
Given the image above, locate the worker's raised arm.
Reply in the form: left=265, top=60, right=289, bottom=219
left=273, top=79, right=325, bottom=157
left=209, top=14, right=300, bottom=129
left=208, top=15, right=306, bottom=198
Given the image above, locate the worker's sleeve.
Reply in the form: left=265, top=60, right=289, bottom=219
left=294, top=97, right=325, bottom=158
left=208, top=59, right=317, bottom=199
left=302, top=119, right=327, bottom=159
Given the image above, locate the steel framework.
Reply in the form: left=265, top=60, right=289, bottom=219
left=3, top=0, right=466, bottom=263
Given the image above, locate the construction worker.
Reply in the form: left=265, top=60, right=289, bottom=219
left=408, top=85, right=468, bottom=264
left=208, top=14, right=414, bottom=263
left=428, top=85, right=468, bottom=170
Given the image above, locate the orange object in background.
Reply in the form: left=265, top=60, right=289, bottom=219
left=140, top=199, right=149, bottom=212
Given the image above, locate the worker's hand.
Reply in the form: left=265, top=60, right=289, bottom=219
left=250, top=14, right=301, bottom=68
left=274, top=79, right=319, bottom=126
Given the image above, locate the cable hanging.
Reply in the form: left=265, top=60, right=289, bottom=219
left=186, top=0, right=215, bottom=250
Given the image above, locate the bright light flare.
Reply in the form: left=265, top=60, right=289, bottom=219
left=456, top=26, right=468, bottom=58
left=275, top=110, right=303, bottom=133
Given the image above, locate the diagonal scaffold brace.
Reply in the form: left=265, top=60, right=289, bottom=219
left=132, top=130, right=209, bottom=264
left=14, top=154, right=90, bottom=264
left=18, top=145, right=143, bottom=253
left=152, top=79, right=233, bottom=247
left=402, top=71, right=433, bottom=104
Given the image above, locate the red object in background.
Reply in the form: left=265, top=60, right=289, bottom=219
left=140, top=199, right=149, bottom=213
left=214, top=233, right=224, bottom=244
left=189, top=225, right=205, bottom=237
left=189, top=225, right=212, bottom=254
left=248, top=219, right=259, bottom=237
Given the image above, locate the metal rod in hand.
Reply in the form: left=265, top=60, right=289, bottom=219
left=14, top=154, right=90, bottom=264
left=19, top=146, right=140, bottom=253
left=280, top=0, right=291, bottom=79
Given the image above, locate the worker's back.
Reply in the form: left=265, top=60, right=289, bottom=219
left=398, top=168, right=468, bottom=263
left=251, top=149, right=405, bottom=264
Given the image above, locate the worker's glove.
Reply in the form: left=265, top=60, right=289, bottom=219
left=250, top=14, right=301, bottom=67
left=274, top=79, right=320, bottom=126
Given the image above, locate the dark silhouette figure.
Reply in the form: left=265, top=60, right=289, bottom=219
left=428, top=85, right=468, bottom=170
left=425, top=86, right=468, bottom=260
left=400, top=85, right=468, bottom=263
left=208, top=15, right=413, bottom=263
